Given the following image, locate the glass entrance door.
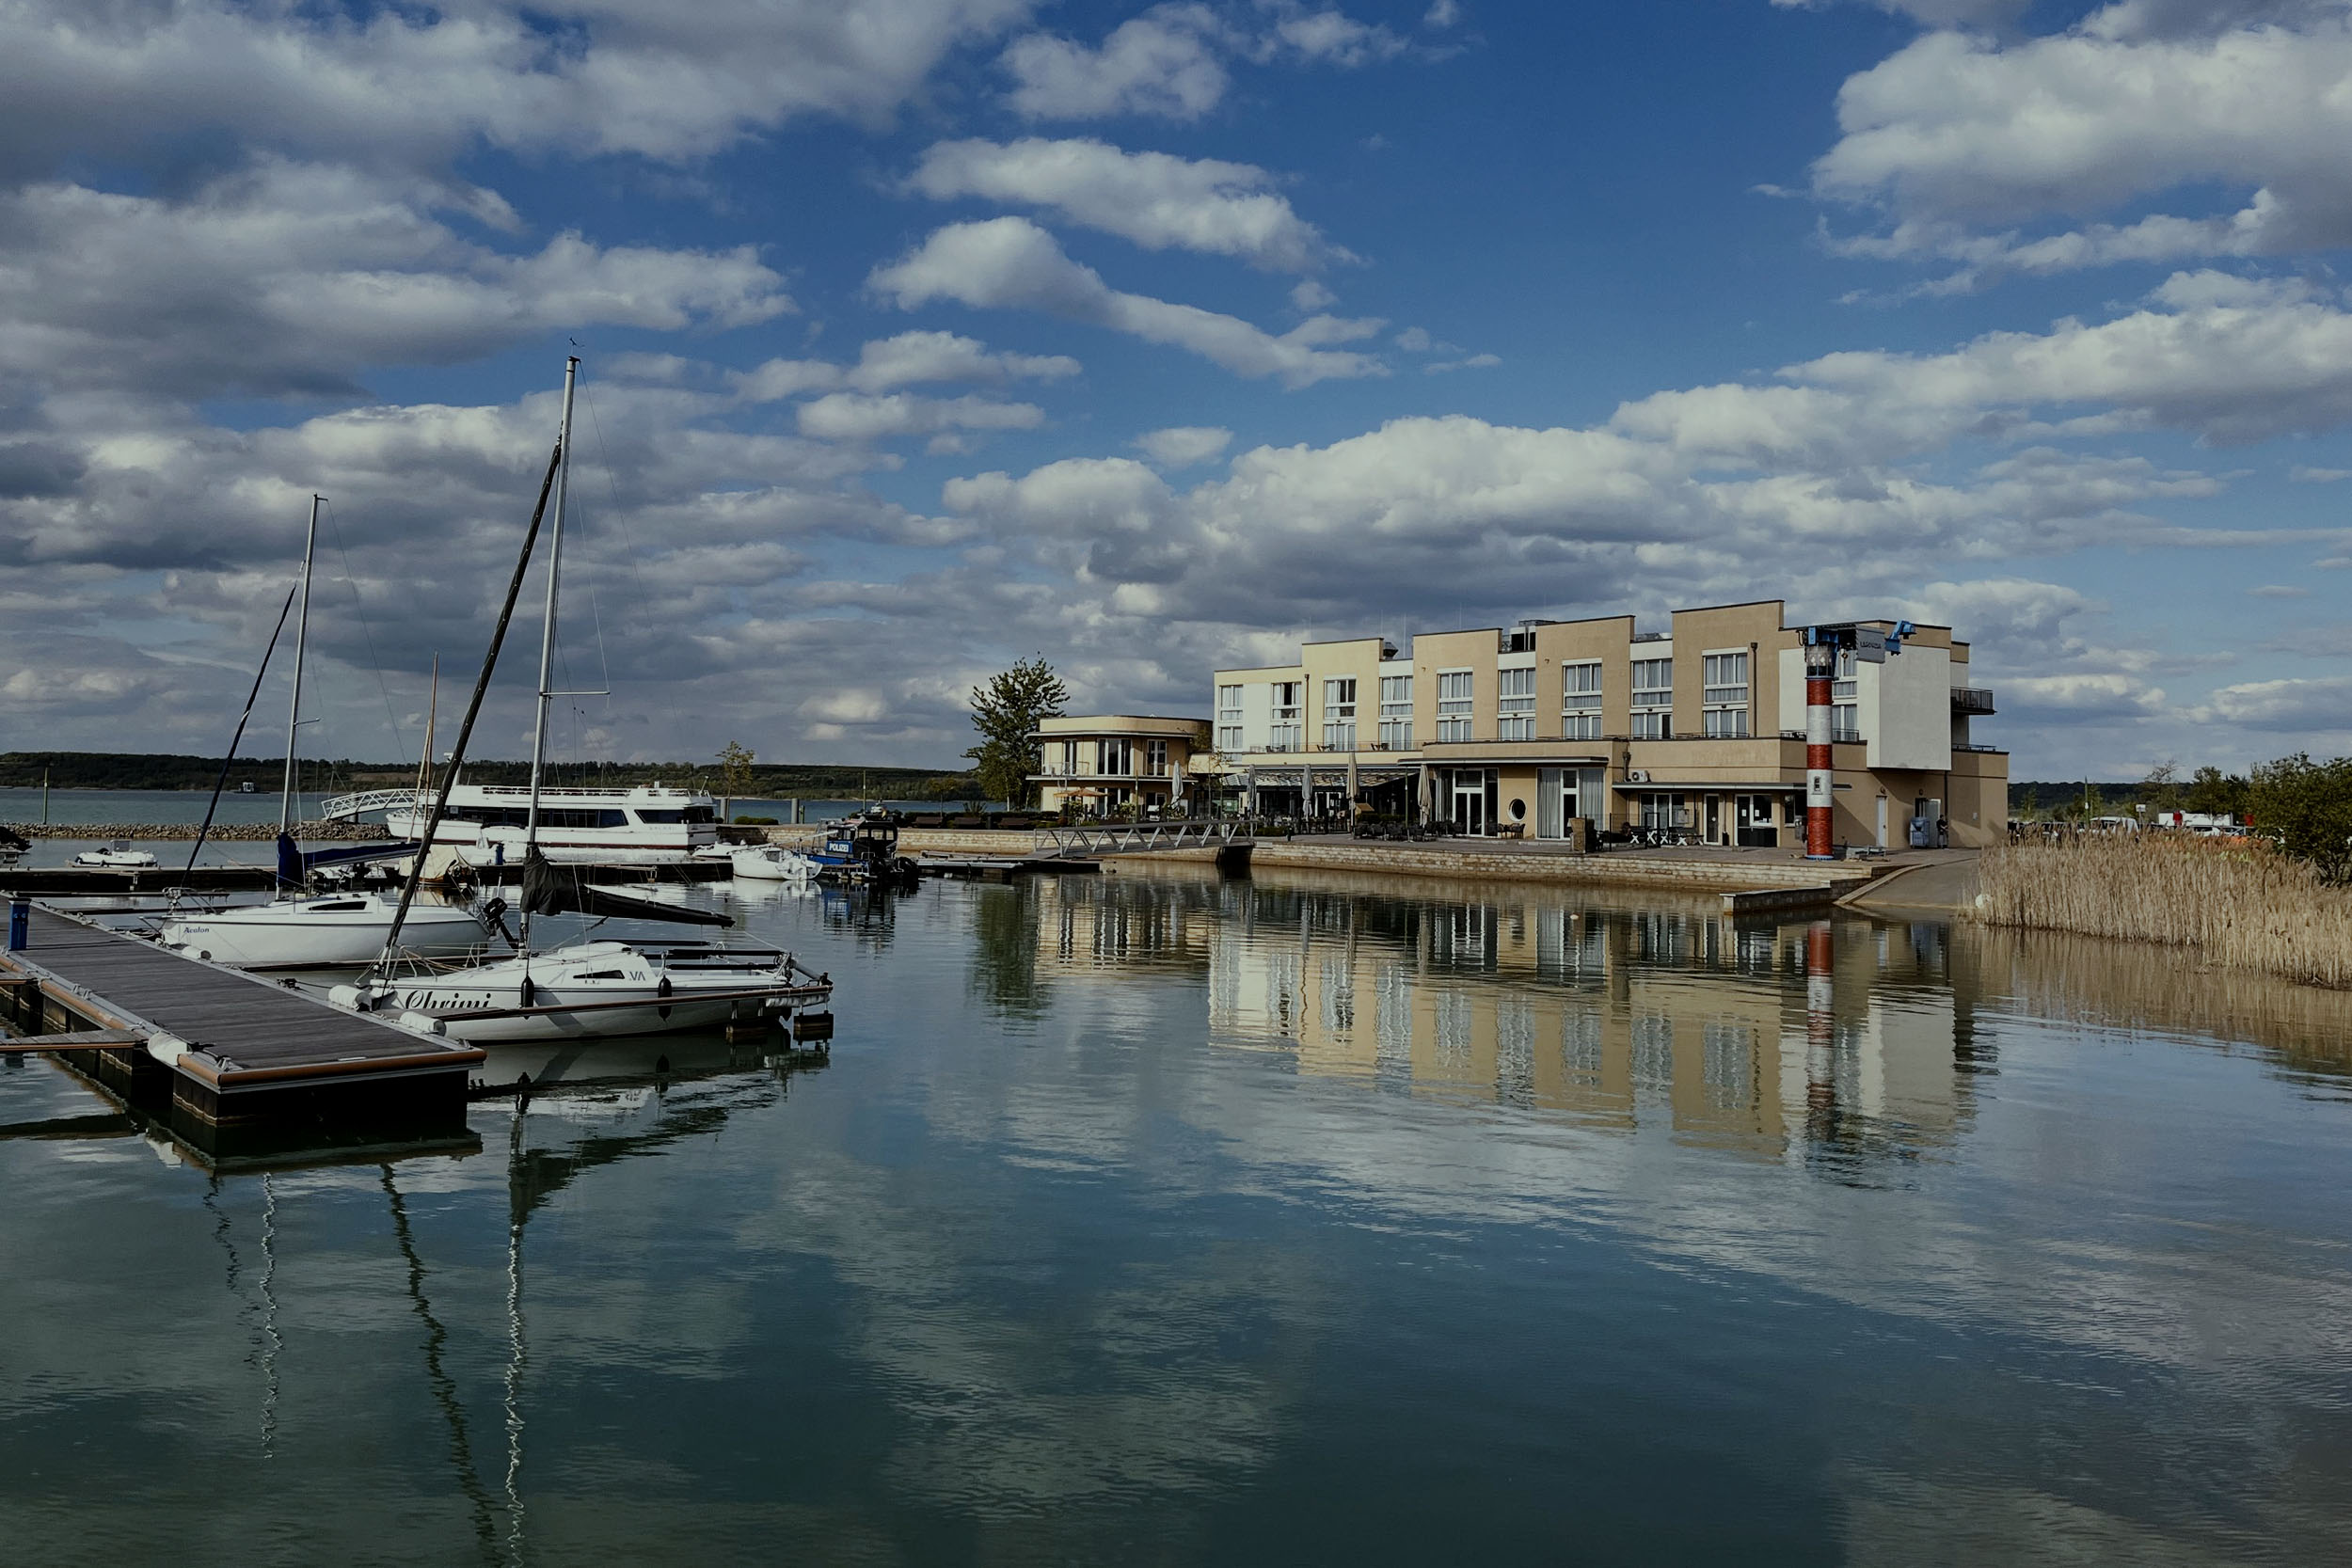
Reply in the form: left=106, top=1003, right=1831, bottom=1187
left=1453, top=773, right=1487, bottom=836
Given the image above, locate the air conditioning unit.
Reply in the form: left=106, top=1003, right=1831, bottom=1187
left=1627, top=768, right=1650, bottom=784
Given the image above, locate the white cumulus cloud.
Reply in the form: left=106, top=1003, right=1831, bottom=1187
left=906, top=137, right=1345, bottom=271
left=999, top=5, right=1231, bottom=120
left=1812, top=7, right=2352, bottom=286
left=1133, top=426, right=1233, bottom=467
left=866, top=217, right=1386, bottom=388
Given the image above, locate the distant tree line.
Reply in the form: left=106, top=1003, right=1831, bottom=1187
left=2020, top=756, right=2352, bottom=881
left=0, top=751, right=981, bottom=800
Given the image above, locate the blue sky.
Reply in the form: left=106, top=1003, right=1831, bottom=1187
left=5, top=0, right=2351, bottom=778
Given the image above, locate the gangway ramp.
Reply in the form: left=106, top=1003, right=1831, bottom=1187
left=1031, top=820, right=1254, bottom=864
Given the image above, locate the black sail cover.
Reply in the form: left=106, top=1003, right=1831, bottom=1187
left=518, top=848, right=731, bottom=927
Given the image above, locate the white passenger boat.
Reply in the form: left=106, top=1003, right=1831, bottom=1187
left=73, top=841, right=159, bottom=868
left=333, top=356, right=834, bottom=1044
left=158, top=890, right=487, bottom=969
left=731, top=843, right=817, bottom=880
left=322, top=782, right=720, bottom=865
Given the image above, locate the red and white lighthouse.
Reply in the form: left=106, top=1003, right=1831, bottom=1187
left=1804, top=636, right=1836, bottom=859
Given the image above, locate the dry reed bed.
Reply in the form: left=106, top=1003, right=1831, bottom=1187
left=1975, top=835, right=2352, bottom=990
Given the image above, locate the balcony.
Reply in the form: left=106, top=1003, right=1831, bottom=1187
left=1951, top=687, right=1995, bottom=716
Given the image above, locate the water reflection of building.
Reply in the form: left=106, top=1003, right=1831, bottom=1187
left=983, top=866, right=1986, bottom=1170
left=1200, top=878, right=1980, bottom=1164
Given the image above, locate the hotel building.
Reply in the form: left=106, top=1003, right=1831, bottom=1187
left=1209, top=599, right=2007, bottom=849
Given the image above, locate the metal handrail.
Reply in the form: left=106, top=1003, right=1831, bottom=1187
left=1031, top=819, right=1251, bottom=857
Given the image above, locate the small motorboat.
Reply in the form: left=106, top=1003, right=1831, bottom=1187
left=731, top=844, right=818, bottom=880
left=809, top=813, right=918, bottom=886
left=73, top=840, right=159, bottom=869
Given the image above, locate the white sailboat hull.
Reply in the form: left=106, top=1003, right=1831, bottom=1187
left=342, top=939, right=828, bottom=1044
left=160, top=895, right=485, bottom=969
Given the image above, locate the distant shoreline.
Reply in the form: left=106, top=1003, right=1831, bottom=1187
left=0, top=753, right=981, bottom=796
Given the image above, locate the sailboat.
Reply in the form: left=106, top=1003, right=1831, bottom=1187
left=157, top=497, right=489, bottom=969
left=330, top=356, right=833, bottom=1043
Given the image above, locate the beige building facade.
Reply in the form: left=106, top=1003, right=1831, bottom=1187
left=1030, top=713, right=1214, bottom=816
left=1209, top=600, right=2008, bottom=849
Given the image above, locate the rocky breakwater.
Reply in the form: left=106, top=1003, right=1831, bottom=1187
left=7, top=820, right=391, bottom=842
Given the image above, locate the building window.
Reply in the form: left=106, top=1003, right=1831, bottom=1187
left=1702, top=648, right=1750, bottom=738
left=1271, top=679, right=1302, bottom=752
left=1832, top=651, right=1860, bottom=742
left=1498, top=667, right=1535, bottom=741
left=1562, top=660, right=1601, bottom=740
left=1147, top=738, right=1169, bottom=777
left=1437, top=670, right=1473, bottom=743
left=1323, top=676, right=1358, bottom=751
left=1378, top=674, right=1412, bottom=749
left=1701, top=652, right=1748, bottom=737
left=1216, top=725, right=1243, bottom=752
left=1216, top=684, right=1244, bottom=753
left=1630, top=656, right=1672, bottom=738
left=1639, top=792, right=1691, bottom=832
left=1097, top=737, right=1132, bottom=776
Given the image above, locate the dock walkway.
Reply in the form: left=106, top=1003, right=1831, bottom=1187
left=0, top=903, right=484, bottom=1124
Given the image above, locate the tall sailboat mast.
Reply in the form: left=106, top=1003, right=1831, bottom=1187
left=279, top=495, right=321, bottom=835
left=519, top=357, right=580, bottom=950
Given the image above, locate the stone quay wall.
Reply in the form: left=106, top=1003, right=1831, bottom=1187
left=763, top=826, right=1869, bottom=895
left=1242, top=842, right=1869, bottom=894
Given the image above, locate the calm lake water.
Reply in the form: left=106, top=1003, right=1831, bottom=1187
left=4, top=864, right=2350, bottom=1564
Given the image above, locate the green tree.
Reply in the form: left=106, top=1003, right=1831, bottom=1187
left=2063, top=782, right=2106, bottom=822
left=2246, top=752, right=2352, bottom=879
left=966, top=657, right=1067, bottom=808
left=2185, top=765, right=2249, bottom=818
left=716, top=741, right=756, bottom=818
left=2139, top=760, right=2183, bottom=814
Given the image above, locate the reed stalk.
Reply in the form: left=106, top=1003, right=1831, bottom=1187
left=1974, top=835, right=2352, bottom=990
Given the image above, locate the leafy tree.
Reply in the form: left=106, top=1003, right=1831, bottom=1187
left=965, top=657, right=1067, bottom=808
left=2185, top=765, right=2249, bottom=818
left=2063, top=782, right=2106, bottom=822
left=2246, top=752, right=2352, bottom=880
left=716, top=741, right=756, bottom=817
left=2139, top=760, right=2183, bottom=813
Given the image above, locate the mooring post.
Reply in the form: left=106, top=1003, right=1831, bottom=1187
left=8, top=898, right=27, bottom=952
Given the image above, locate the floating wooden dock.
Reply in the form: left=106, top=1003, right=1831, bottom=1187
left=0, top=864, right=285, bottom=896
left=0, top=903, right=484, bottom=1127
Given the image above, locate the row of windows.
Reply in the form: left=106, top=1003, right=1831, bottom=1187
left=1219, top=651, right=1793, bottom=747
left=1042, top=740, right=1175, bottom=774
left=449, top=804, right=714, bottom=829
